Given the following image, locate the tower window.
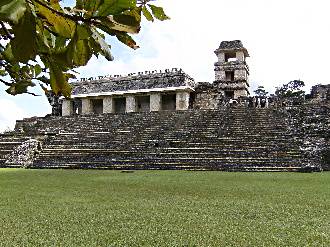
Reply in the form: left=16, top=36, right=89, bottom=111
left=225, top=71, right=235, bottom=81
left=225, top=52, right=237, bottom=62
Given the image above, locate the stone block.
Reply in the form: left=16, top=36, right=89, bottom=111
left=62, top=100, right=73, bottom=116
left=81, top=98, right=93, bottom=115
left=176, top=92, right=190, bottom=110
left=103, top=97, right=114, bottom=113
left=236, top=51, right=245, bottom=62
left=217, top=52, right=225, bottom=63
left=234, top=69, right=247, bottom=80
left=150, top=93, right=161, bottom=111
left=215, top=71, right=226, bottom=81
left=126, top=96, right=136, bottom=113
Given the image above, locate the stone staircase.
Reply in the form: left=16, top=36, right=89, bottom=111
left=29, top=107, right=305, bottom=171
left=0, top=134, right=32, bottom=166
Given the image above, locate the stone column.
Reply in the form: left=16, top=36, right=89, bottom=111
left=126, top=96, right=136, bottom=113
left=215, top=70, right=226, bottom=81
left=234, top=89, right=248, bottom=98
left=176, top=92, right=190, bottom=110
left=236, top=51, right=245, bottom=62
left=217, top=52, right=225, bottom=63
left=103, top=97, right=114, bottom=114
left=234, top=69, right=247, bottom=80
left=81, top=98, right=93, bottom=115
left=150, top=93, right=161, bottom=111
left=62, top=99, right=73, bottom=116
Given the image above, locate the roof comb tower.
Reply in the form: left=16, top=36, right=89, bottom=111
left=214, top=40, right=250, bottom=98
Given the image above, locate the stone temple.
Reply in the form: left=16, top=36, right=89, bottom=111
left=0, top=40, right=329, bottom=171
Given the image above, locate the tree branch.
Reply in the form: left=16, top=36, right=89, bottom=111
left=0, top=21, right=13, bottom=40
left=0, top=78, right=12, bottom=86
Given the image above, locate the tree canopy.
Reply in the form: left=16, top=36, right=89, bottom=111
left=254, top=85, right=268, bottom=97
left=0, top=0, right=169, bottom=98
left=275, top=80, right=305, bottom=99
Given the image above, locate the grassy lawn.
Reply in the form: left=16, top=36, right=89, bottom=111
left=0, top=169, right=329, bottom=247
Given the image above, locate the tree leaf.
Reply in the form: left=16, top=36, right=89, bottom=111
left=2, top=44, right=15, bottom=62
left=76, top=24, right=90, bottom=40
left=11, top=8, right=37, bottom=63
left=67, top=37, right=92, bottom=66
left=49, top=62, right=72, bottom=97
left=147, top=4, right=170, bottom=21
left=36, top=3, right=76, bottom=38
left=96, top=16, right=139, bottom=34
left=142, top=6, right=153, bottom=22
left=115, top=31, right=139, bottom=50
left=6, top=80, right=35, bottom=95
left=97, top=0, right=136, bottom=16
left=0, top=0, right=26, bottom=24
left=34, top=64, right=42, bottom=77
left=90, top=27, right=113, bottom=61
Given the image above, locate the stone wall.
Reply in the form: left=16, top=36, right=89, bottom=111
left=193, top=83, right=225, bottom=109
left=71, top=69, right=195, bottom=95
left=281, top=103, right=330, bottom=170
left=310, top=84, right=330, bottom=101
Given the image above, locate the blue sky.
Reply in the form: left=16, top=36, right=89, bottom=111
left=1, top=0, right=330, bottom=131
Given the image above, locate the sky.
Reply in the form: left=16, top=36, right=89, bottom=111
left=1, top=0, right=330, bottom=131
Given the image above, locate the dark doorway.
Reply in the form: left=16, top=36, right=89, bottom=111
left=136, top=96, right=150, bottom=112
left=73, top=99, right=82, bottom=115
left=225, top=91, right=234, bottom=98
left=114, top=97, right=126, bottom=113
left=225, top=71, right=235, bottom=81
left=92, top=99, right=103, bottom=114
left=161, top=94, right=176, bottom=110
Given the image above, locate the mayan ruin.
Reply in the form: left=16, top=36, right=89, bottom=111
left=0, top=40, right=329, bottom=171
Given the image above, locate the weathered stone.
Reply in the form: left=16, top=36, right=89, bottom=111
left=5, top=139, right=41, bottom=167
left=150, top=94, right=161, bottom=111
left=126, top=96, right=136, bottom=113
left=0, top=40, right=328, bottom=172
left=176, top=92, right=190, bottom=110
left=62, top=100, right=73, bottom=116
left=103, top=97, right=114, bottom=114
left=81, top=98, right=93, bottom=115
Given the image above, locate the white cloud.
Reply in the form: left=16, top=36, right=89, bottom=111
left=0, top=99, right=25, bottom=132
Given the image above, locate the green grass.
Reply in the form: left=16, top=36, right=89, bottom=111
left=0, top=169, right=329, bottom=247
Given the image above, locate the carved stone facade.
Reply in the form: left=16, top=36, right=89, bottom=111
left=62, top=68, right=195, bottom=116
left=213, top=40, right=250, bottom=98
left=310, top=84, right=330, bottom=101
left=60, top=40, right=251, bottom=116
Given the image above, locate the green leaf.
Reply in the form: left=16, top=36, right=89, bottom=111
left=96, top=16, right=139, bottom=34
left=97, top=0, right=136, bottom=16
left=148, top=4, right=170, bottom=21
left=115, top=31, right=139, bottom=50
left=73, top=40, right=92, bottom=65
left=34, top=64, right=42, bottom=77
left=6, top=80, right=35, bottom=95
left=113, top=7, right=141, bottom=29
left=49, top=62, right=72, bottom=97
left=2, top=44, right=15, bottom=62
left=0, top=69, right=7, bottom=76
left=11, top=8, right=37, bottom=63
left=67, top=38, right=92, bottom=66
left=90, top=27, right=113, bottom=61
left=76, top=24, right=90, bottom=40
left=37, top=3, right=76, bottom=38
left=0, top=0, right=26, bottom=24
left=142, top=6, right=153, bottom=22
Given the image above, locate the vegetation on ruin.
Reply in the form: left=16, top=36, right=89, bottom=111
left=0, top=169, right=329, bottom=246
left=254, top=85, right=269, bottom=97
left=275, top=80, right=305, bottom=99
left=0, top=0, right=169, bottom=97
